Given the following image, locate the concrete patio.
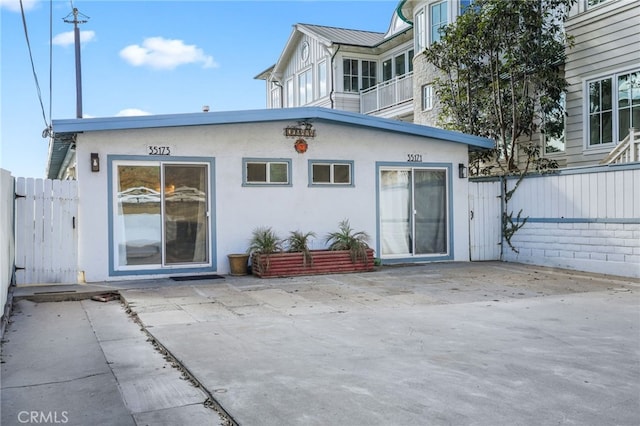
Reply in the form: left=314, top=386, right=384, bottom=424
left=114, top=261, right=640, bottom=425
left=2, top=261, right=639, bottom=425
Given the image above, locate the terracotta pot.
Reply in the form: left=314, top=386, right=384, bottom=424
left=227, top=254, right=250, bottom=276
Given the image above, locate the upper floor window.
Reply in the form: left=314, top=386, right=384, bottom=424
left=587, top=0, right=611, bottom=8
left=618, top=71, right=640, bottom=141
left=383, top=51, right=413, bottom=82
left=415, top=9, right=426, bottom=51
left=243, top=159, right=291, bottom=186
left=544, top=92, right=565, bottom=154
left=587, top=69, right=639, bottom=147
left=422, top=84, right=433, bottom=111
left=382, top=58, right=392, bottom=82
left=270, top=85, right=281, bottom=108
left=395, top=53, right=406, bottom=77
left=362, top=60, right=377, bottom=90
left=298, top=68, right=313, bottom=105
left=344, top=59, right=359, bottom=92
left=430, top=1, right=448, bottom=44
left=318, top=61, right=327, bottom=98
left=286, top=79, right=294, bottom=108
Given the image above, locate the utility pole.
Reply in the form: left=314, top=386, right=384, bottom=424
left=63, top=7, right=89, bottom=119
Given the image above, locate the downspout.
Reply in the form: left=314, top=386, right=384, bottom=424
left=329, top=45, right=340, bottom=109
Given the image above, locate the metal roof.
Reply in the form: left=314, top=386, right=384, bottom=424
left=48, top=107, right=494, bottom=178
left=296, top=24, right=386, bottom=47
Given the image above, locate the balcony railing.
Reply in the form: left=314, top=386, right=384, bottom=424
left=360, top=72, right=413, bottom=114
left=600, top=128, right=639, bottom=164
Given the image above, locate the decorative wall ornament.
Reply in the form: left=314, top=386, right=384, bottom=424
left=294, top=139, right=308, bottom=154
left=284, top=121, right=316, bottom=138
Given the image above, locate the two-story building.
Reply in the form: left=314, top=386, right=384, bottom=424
left=254, top=14, right=416, bottom=121
left=258, top=0, right=639, bottom=168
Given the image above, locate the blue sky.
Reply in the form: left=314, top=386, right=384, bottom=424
left=1, top=0, right=399, bottom=178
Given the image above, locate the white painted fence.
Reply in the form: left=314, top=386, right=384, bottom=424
left=469, top=179, right=501, bottom=261
left=470, top=164, right=640, bottom=278
left=15, top=178, right=78, bottom=285
left=1, top=169, right=15, bottom=320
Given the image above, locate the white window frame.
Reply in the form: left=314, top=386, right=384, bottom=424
left=422, top=84, right=433, bottom=111
left=270, top=85, right=281, bottom=108
left=285, top=78, right=294, bottom=108
left=298, top=68, right=313, bottom=106
left=343, top=58, right=359, bottom=92
left=318, top=60, right=327, bottom=98
left=362, top=60, right=377, bottom=90
left=243, top=158, right=292, bottom=186
left=430, top=1, right=448, bottom=45
left=415, top=9, right=426, bottom=51
left=584, top=67, right=640, bottom=151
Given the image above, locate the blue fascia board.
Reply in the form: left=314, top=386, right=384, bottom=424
left=52, top=107, right=494, bottom=150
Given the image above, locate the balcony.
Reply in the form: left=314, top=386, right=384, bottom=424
left=360, top=72, right=413, bottom=115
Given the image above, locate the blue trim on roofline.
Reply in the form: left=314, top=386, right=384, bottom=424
left=52, top=107, right=494, bottom=150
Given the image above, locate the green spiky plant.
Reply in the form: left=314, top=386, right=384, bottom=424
left=247, top=227, right=283, bottom=272
left=286, top=230, right=316, bottom=267
left=325, top=219, right=370, bottom=264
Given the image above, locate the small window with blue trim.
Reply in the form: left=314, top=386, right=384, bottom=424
left=309, top=160, right=353, bottom=186
left=243, top=158, right=291, bottom=186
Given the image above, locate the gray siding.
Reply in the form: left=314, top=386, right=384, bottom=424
left=564, top=0, right=640, bottom=167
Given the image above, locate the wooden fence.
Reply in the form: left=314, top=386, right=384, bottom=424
left=14, top=178, right=78, bottom=285
left=1, top=169, right=15, bottom=321
left=469, top=163, right=640, bottom=278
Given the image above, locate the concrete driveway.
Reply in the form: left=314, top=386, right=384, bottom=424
left=120, top=262, right=640, bottom=426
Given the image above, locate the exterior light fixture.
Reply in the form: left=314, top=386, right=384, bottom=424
left=458, top=163, right=467, bottom=179
left=91, top=153, right=99, bottom=172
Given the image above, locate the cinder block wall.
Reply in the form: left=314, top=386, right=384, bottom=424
left=503, top=221, right=640, bottom=278
left=499, top=164, right=640, bottom=278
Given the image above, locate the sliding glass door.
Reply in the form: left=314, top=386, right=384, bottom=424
left=380, top=167, right=448, bottom=257
left=114, top=161, right=210, bottom=270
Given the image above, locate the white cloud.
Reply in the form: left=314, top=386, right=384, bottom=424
left=52, top=30, right=96, bottom=47
left=116, top=108, right=152, bottom=117
left=0, top=0, right=37, bottom=12
left=119, top=37, right=218, bottom=70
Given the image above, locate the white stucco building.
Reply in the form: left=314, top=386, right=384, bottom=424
left=48, top=107, right=492, bottom=282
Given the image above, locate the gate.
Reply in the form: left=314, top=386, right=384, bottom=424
left=469, top=179, right=502, bottom=261
left=14, top=178, right=78, bottom=285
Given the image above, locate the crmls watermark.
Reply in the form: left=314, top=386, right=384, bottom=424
left=17, top=411, right=69, bottom=424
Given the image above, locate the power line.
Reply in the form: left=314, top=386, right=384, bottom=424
left=19, top=0, right=49, bottom=130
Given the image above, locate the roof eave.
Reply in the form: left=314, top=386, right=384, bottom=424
left=51, top=107, right=494, bottom=152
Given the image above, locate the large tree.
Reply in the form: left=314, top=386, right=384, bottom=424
left=423, top=0, right=575, bottom=252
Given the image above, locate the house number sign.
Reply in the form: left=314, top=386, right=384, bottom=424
left=407, top=154, right=423, bottom=162
left=147, top=145, right=173, bottom=156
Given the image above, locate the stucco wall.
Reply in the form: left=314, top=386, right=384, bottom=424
left=74, top=119, right=470, bottom=281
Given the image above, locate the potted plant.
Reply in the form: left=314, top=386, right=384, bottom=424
left=250, top=221, right=375, bottom=278
left=325, top=219, right=371, bottom=265
left=285, top=230, right=316, bottom=267
left=248, top=226, right=283, bottom=275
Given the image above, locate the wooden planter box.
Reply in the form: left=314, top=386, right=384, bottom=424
left=251, top=249, right=375, bottom=278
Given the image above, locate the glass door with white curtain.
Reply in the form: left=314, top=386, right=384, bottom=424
left=379, top=167, right=449, bottom=258
left=114, top=161, right=210, bottom=271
